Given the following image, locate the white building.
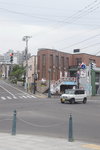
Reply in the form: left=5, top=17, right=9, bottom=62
left=27, top=55, right=37, bottom=83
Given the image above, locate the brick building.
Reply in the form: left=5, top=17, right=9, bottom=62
left=37, top=48, right=72, bottom=81
left=37, top=48, right=100, bottom=81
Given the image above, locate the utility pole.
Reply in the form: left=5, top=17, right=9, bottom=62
left=33, top=56, right=37, bottom=94
left=48, top=68, right=51, bottom=98
left=22, top=36, right=32, bottom=92
left=9, top=52, right=14, bottom=78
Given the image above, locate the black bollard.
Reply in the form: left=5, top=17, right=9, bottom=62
left=12, top=110, right=17, bottom=135
left=68, top=114, right=73, bottom=142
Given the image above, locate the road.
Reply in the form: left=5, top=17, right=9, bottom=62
left=0, top=80, right=100, bottom=144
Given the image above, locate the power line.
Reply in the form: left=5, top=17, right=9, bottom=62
left=95, top=50, right=100, bottom=55
left=0, top=0, right=99, bottom=24
left=81, top=43, right=100, bottom=50
left=0, top=0, right=100, bottom=54
left=50, top=0, right=100, bottom=29
left=59, top=33, right=100, bottom=50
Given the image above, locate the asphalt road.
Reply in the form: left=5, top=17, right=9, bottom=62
left=0, top=80, right=100, bottom=144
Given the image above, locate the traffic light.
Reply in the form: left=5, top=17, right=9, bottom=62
left=10, top=53, right=13, bottom=62
left=90, top=63, right=93, bottom=70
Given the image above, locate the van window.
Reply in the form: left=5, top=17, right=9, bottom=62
left=75, top=90, right=79, bottom=94
left=79, top=90, right=84, bottom=94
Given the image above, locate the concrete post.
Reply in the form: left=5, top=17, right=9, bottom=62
left=12, top=110, right=17, bottom=135
left=68, top=114, right=73, bottom=142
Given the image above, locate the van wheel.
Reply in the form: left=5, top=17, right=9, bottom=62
left=83, top=98, right=87, bottom=104
left=61, top=99, right=64, bottom=103
left=70, top=98, right=75, bottom=104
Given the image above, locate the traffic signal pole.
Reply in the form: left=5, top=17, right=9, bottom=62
left=10, top=53, right=13, bottom=73
left=25, top=38, right=28, bottom=92
left=22, top=36, right=32, bottom=92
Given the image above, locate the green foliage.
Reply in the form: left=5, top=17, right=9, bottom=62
left=10, top=65, right=25, bottom=81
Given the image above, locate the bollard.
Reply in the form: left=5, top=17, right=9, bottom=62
left=68, top=114, right=74, bottom=142
left=12, top=110, right=17, bottom=135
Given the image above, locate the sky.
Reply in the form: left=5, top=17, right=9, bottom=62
left=0, top=0, right=100, bottom=56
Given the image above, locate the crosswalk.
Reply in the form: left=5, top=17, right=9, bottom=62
left=0, top=95, right=36, bottom=101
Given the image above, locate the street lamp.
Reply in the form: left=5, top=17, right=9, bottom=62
left=48, top=68, right=51, bottom=98
left=22, top=36, right=32, bottom=92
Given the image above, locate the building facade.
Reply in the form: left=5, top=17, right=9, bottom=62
left=27, top=55, right=37, bottom=83
left=37, top=48, right=100, bottom=95
left=37, top=48, right=72, bottom=81
left=37, top=48, right=100, bottom=80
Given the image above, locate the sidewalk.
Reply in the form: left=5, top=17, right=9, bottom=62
left=0, top=133, right=100, bottom=150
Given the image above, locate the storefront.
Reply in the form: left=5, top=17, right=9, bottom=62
left=60, top=81, right=77, bottom=93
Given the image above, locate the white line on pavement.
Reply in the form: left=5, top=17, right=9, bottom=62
left=0, top=85, right=15, bottom=97
left=3, top=82, right=30, bottom=95
left=1, top=81, right=36, bottom=98
left=7, top=96, right=12, bottom=99
left=1, top=97, right=6, bottom=100
left=22, top=96, right=27, bottom=98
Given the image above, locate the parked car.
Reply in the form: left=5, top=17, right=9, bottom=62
left=60, top=89, right=87, bottom=104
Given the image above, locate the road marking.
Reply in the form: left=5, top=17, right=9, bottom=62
left=1, top=97, right=6, bottom=100
left=3, top=82, right=30, bottom=95
left=27, top=95, right=32, bottom=98
left=13, top=97, right=17, bottom=99
left=0, top=85, right=15, bottom=97
left=0, top=95, right=36, bottom=101
left=22, top=96, right=27, bottom=98
left=82, top=144, right=100, bottom=150
left=1, top=81, right=37, bottom=99
left=31, top=95, right=36, bottom=98
left=7, top=96, right=12, bottom=99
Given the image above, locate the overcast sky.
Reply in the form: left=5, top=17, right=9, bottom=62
left=0, top=0, right=100, bottom=55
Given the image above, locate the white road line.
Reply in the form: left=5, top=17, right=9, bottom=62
left=0, top=85, right=15, bottom=97
left=25, top=95, right=36, bottom=98
left=22, top=96, right=27, bottom=98
left=13, top=97, right=17, bottom=99
left=1, top=81, right=36, bottom=99
left=31, top=95, right=36, bottom=98
left=26, top=95, right=32, bottom=98
left=1, top=97, right=6, bottom=100
left=3, top=82, right=30, bottom=95
left=7, top=96, right=12, bottom=99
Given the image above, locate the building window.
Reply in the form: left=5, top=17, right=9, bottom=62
left=61, top=57, right=64, bottom=76
left=75, top=58, right=82, bottom=65
left=95, top=72, right=100, bottom=82
left=55, top=56, right=59, bottom=68
left=42, top=54, right=46, bottom=65
left=37, top=56, right=40, bottom=70
left=55, top=56, right=59, bottom=80
left=66, top=57, right=69, bottom=69
left=50, top=55, right=53, bottom=80
left=42, top=54, right=46, bottom=78
left=89, top=59, right=96, bottom=63
left=50, top=55, right=53, bottom=67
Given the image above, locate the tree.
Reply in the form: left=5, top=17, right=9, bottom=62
left=10, top=65, right=25, bottom=82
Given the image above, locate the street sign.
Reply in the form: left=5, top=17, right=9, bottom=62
left=80, top=63, right=86, bottom=69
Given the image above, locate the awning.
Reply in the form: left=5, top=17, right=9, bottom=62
left=61, top=81, right=77, bottom=85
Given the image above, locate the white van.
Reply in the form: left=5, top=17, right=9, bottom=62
left=60, top=89, right=87, bottom=104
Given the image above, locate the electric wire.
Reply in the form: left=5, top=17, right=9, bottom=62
left=59, top=33, right=100, bottom=50
left=0, top=0, right=100, bottom=55
left=0, top=0, right=99, bottom=25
